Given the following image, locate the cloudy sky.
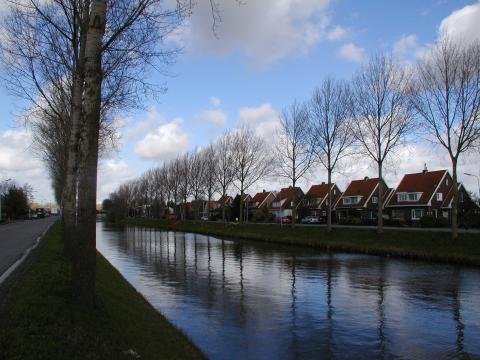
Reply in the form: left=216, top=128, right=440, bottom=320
left=1, top=0, right=480, bottom=204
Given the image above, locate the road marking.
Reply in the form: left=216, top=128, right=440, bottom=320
left=0, top=222, right=55, bottom=286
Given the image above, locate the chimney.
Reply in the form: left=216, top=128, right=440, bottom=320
left=423, top=163, right=428, bottom=174
left=263, top=189, right=265, bottom=193
left=321, top=182, right=325, bottom=185
left=364, top=176, right=369, bottom=181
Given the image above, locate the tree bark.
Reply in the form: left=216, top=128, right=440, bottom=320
left=377, top=162, right=384, bottom=234
left=239, top=188, right=244, bottom=224
left=451, top=158, right=459, bottom=240
left=71, top=0, right=107, bottom=309
left=63, top=1, right=89, bottom=257
left=327, top=169, right=332, bottom=232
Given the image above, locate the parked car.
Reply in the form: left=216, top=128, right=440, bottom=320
left=35, top=208, right=46, bottom=219
left=200, top=216, right=209, bottom=221
left=301, top=215, right=321, bottom=224
left=275, top=216, right=292, bottom=224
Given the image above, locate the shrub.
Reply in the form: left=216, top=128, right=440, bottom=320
left=420, top=215, right=435, bottom=227
left=435, top=216, right=449, bottom=228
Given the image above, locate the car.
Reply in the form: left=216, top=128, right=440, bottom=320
left=35, top=208, right=46, bottom=219
left=301, top=216, right=321, bottom=224
left=275, top=216, right=292, bottom=224
left=200, top=216, right=209, bottom=221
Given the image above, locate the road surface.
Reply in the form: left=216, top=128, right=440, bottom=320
left=0, top=217, right=57, bottom=278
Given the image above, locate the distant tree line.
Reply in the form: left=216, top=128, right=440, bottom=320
left=108, top=37, right=480, bottom=240
left=0, top=181, right=32, bottom=221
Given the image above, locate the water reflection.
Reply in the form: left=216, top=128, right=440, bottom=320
left=97, top=223, right=480, bottom=360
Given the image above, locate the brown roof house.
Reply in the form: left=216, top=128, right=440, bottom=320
left=335, top=177, right=393, bottom=224
left=387, top=167, right=479, bottom=226
left=269, top=186, right=304, bottom=220
left=298, top=183, right=342, bottom=220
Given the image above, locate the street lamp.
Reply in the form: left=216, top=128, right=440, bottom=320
left=464, top=173, right=480, bottom=205
left=0, top=178, right=12, bottom=222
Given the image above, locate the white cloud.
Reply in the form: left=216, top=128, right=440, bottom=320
left=0, top=129, right=54, bottom=203
left=196, top=109, right=227, bottom=127
left=97, top=159, right=135, bottom=201
left=327, top=25, right=347, bottom=41
left=210, top=96, right=221, bottom=107
left=236, top=103, right=281, bottom=140
left=393, top=34, right=418, bottom=55
left=179, top=0, right=332, bottom=65
left=124, top=107, right=161, bottom=140
left=134, top=117, right=188, bottom=161
left=338, top=42, right=364, bottom=62
left=439, top=2, right=480, bottom=43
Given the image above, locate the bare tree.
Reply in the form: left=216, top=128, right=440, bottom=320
left=352, top=54, right=414, bottom=234
left=214, top=131, right=236, bottom=222
left=178, top=153, right=191, bottom=221
left=274, top=100, right=314, bottom=224
left=232, top=127, right=272, bottom=224
left=411, top=37, right=480, bottom=239
left=202, top=144, right=219, bottom=219
left=310, top=78, right=355, bottom=232
left=189, top=148, right=207, bottom=220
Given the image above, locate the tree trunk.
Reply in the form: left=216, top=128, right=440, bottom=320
left=327, top=169, right=332, bottom=232
left=71, top=0, right=107, bottom=309
left=239, top=188, right=244, bottom=224
left=292, top=181, right=296, bottom=226
left=377, top=162, right=384, bottom=234
left=451, top=158, right=459, bottom=240
left=63, top=5, right=88, bottom=257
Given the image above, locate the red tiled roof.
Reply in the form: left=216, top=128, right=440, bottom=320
left=306, top=183, right=329, bottom=198
left=252, top=191, right=273, bottom=206
left=270, top=187, right=304, bottom=209
left=217, top=195, right=233, bottom=205
left=441, top=183, right=462, bottom=208
left=388, top=170, right=447, bottom=206
left=337, top=177, right=383, bottom=208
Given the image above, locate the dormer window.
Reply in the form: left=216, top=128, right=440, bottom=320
left=397, top=192, right=421, bottom=202
left=436, top=193, right=443, bottom=201
left=343, top=196, right=360, bottom=205
left=372, top=196, right=378, bottom=204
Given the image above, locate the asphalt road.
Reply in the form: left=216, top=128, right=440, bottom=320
left=0, top=217, right=57, bottom=278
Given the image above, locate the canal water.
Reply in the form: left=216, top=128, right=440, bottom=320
left=96, top=223, right=480, bottom=360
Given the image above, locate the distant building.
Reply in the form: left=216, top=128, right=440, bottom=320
left=270, top=186, right=304, bottom=220
left=298, top=182, right=342, bottom=220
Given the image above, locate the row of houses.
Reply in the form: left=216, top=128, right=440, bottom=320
left=201, top=167, right=479, bottom=226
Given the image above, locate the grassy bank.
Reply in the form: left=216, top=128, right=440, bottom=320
left=127, top=218, right=480, bottom=266
left=0, top=222, right=205, bottom=360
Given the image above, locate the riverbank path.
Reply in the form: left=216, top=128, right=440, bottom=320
left=0, top=217, right=57, bottom=280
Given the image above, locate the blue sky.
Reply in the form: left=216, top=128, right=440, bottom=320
left=1, top=0, right=480, bottom=203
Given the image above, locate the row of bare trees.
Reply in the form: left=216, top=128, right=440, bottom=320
left=106, top=127, right=272, bottom=223
left=110, top=37, right=480, bottom=241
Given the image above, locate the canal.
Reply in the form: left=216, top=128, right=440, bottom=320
left=96, top=222, right=480, bottom=359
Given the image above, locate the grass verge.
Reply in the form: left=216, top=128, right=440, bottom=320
left=127, top=218, right=480, bottom=266
left=0, top=222, right=205, bottom=360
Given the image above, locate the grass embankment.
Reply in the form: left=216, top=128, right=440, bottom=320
left=0, top=222, right=205, bottom=360
left=127, top=218, right=480, bottom=266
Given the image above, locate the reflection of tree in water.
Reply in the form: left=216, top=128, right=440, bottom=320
left=377, top=258, right=386, bottom=359
left=452, top=269, right=464, bottom=356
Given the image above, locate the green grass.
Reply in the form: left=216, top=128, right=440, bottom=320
left=0, top=222, right=205, bottom=360
left=127, top=218, right=480, bottom=266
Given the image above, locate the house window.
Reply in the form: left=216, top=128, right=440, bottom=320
left=397, top=193, right=407, bottom=202
left=436, top=193, right=443, bottom=201
left=272, top=201, right=280, bottom=208
left=372, top=196, right=378, bottom=204
left=446, top=179, right=449, bottom=186
left=411, top=209, right=424, bottom=220
left=343, top=196, right=359, bottom=205
left=408, top=193, right=420, bottom=201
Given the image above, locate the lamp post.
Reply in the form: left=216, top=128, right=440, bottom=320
left=0, top=178, right=12, bottom=222
left=464, top=173, right=480, bottom=206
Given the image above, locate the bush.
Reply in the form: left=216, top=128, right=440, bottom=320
left=253, top=207, right=275, bottom=223
left=435, top=216, right=449, bottom=228
left=420, top=215, right=435, bottom=227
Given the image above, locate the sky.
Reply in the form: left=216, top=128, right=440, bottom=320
left=1, top=0, right=480, bottom=204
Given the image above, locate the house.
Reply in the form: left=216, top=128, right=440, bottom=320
left=335, top=177, right=392, bottom=223
left=269, top=186, right=304, bottom=220
left=298, top=182, right=342, bottom=220
left=251, top=190, right=276, bottom=212
left=217, top=195, right=233, bottom=207
left=231, top=193, right=253, bottom=221
left=386, top=168, right=452, bottom=224
left=441, top=183, right=480, bottom=226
